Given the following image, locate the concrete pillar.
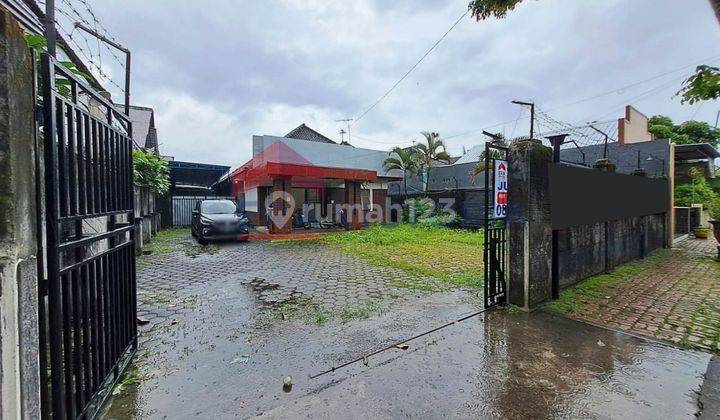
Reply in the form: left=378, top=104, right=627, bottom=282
left=0, top=7, right=41, bottom=418
left=344, top=181, right=363, bottom=230
left=507, top=140, right=553, bottom=310
left=269, top=177, right=292, bottom=234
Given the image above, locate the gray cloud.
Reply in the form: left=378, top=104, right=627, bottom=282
left=67, top=0, right=720, bottom=165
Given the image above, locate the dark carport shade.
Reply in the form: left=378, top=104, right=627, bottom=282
left=674, top=143, right=720, bottom=161
left=169, top=161, right=230, bottom=189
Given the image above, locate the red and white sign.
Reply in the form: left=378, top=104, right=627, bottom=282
left=493, top=160, right=508, bottom=218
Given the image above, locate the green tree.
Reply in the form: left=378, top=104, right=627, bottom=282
left=473, top=135, right=508, bottom=175
left=676, top=120, right=720, bottom=145
left=648, top=115, right=674, bottom=127
left=678, top=65, right=720, bottom=104
left=468, top=0, right=527, bottom=20
left=415, top=131, right=452, bottom=191
left=384, top=147, right=419, bottom=198
left=647, top=115, right=719, bottom=147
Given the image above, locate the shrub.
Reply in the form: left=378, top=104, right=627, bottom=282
left=709, top=197, right=720, bottom=221
left=133, top=149, right=170, bottom=194
left=674, top=167, right=717, bottom=208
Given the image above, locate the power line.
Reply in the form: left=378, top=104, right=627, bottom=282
left=352, top=133, right=415, bottom=145
left=444, top=53, right=720, bottom=140
left=587, top=72, right=692, bottom=123
left=352, top=8, right=469, bottom=125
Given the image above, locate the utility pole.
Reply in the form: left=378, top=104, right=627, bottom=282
left=336, top=118, right=353, bottom=144
left=74, top=22, right=132, bottom=117
left=589, top=124, right=610, bottom=160
left=44, top=0, right=56, bottom=56
left=511, top=100, right=535, bottom=139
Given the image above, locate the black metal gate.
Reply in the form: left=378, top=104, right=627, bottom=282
left=37, top=52, right=137, bottom=419
left=483, top=142, right=508, bottom=308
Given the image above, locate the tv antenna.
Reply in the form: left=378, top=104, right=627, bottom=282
left=336, top=118, right=353, bottom=144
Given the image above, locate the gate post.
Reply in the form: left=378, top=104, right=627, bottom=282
left=0, top=8, right=41, bottom=418
left=506, top=140, right=553, bottom=310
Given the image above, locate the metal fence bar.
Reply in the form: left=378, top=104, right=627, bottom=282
left=171, top=196, right=235, bottom=226
left=38, top=53, right=137, bottom=419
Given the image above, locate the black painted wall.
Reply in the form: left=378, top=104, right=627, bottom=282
left=556, top=213, right=666, bottom=289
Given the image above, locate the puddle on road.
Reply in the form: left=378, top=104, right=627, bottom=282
left=102, top=279, right=710, bottom=419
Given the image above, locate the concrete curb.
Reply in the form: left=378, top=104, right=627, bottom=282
left=700, top=356, right=720, bottom=419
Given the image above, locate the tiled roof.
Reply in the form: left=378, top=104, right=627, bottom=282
left=117, top=104, right=156, bottom=150
left=284, top=124, right=337, bottom=144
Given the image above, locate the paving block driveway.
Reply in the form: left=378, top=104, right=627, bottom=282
left=135, top=238, right=438, bottom=329
left=103, top=230, right=714, bottom=419
left=552, top=238, right=720, bottom=353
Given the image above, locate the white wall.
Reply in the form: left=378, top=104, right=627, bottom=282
left=245, top=188, right=258, bottom=212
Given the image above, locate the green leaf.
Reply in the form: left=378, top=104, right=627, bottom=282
left=24, top=33, right=47, bottom=52
left=133, top=149, right=170, bottom=194
left=678, top=65, right=720, bottom=105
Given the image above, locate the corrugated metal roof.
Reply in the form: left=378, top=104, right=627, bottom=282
left=1, top=0, right=43, bottom=34
left=674, top=143, right=720, bottom=160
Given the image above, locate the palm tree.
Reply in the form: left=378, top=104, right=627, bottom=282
left=384, top=146, right=419, bottom=198
left=416, top=131, right=452, bottom=191
left=473, top=136, right=508, bottom=175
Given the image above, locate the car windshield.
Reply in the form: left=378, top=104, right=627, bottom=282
left=201, top=200, right=237, bottom=214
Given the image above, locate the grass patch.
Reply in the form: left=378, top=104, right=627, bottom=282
left=549, top=249, right=672, bottom=314
left=504, top=304, right=526, bottom=314
left=259, top=298, right=330, bottom=326
left=112, top=365, right=143, bottom=395
left=322, top=224, right=485, bottom=289
left=137, top=228, right=221, bottom=266
left=141, top=228, right=189, bottom=255
left=681, top=302, right=720, bottom=353
left=338, top=301, right=383, bottom=323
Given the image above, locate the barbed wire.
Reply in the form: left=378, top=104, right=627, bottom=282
left=527, top=108, right=668, bottom=178
left=56, top=0, right=126, bottom=67
left=37, top=0, right=126, bottom=95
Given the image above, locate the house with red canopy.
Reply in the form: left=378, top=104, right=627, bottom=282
left=228, top=124, right=403, bottom=232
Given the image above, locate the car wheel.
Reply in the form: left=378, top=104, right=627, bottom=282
left=191, top=228, right=197, bottom=237
left=197, top=235, right=208, bottom=245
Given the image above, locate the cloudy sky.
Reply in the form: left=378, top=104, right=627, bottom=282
left=60, top=0, right=720, bottom=168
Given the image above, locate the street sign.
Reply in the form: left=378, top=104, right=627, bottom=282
left=493, top=160, right=508, bottom=218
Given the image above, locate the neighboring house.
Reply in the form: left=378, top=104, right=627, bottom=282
left=120, top=104, right=160, bottom=155
left=228, top=124, right=402, bottom=228
left=616, top=105, right=718, bottom=182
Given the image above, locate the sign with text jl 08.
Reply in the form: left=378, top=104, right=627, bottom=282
left=493, top=160, right=508, bottom=218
